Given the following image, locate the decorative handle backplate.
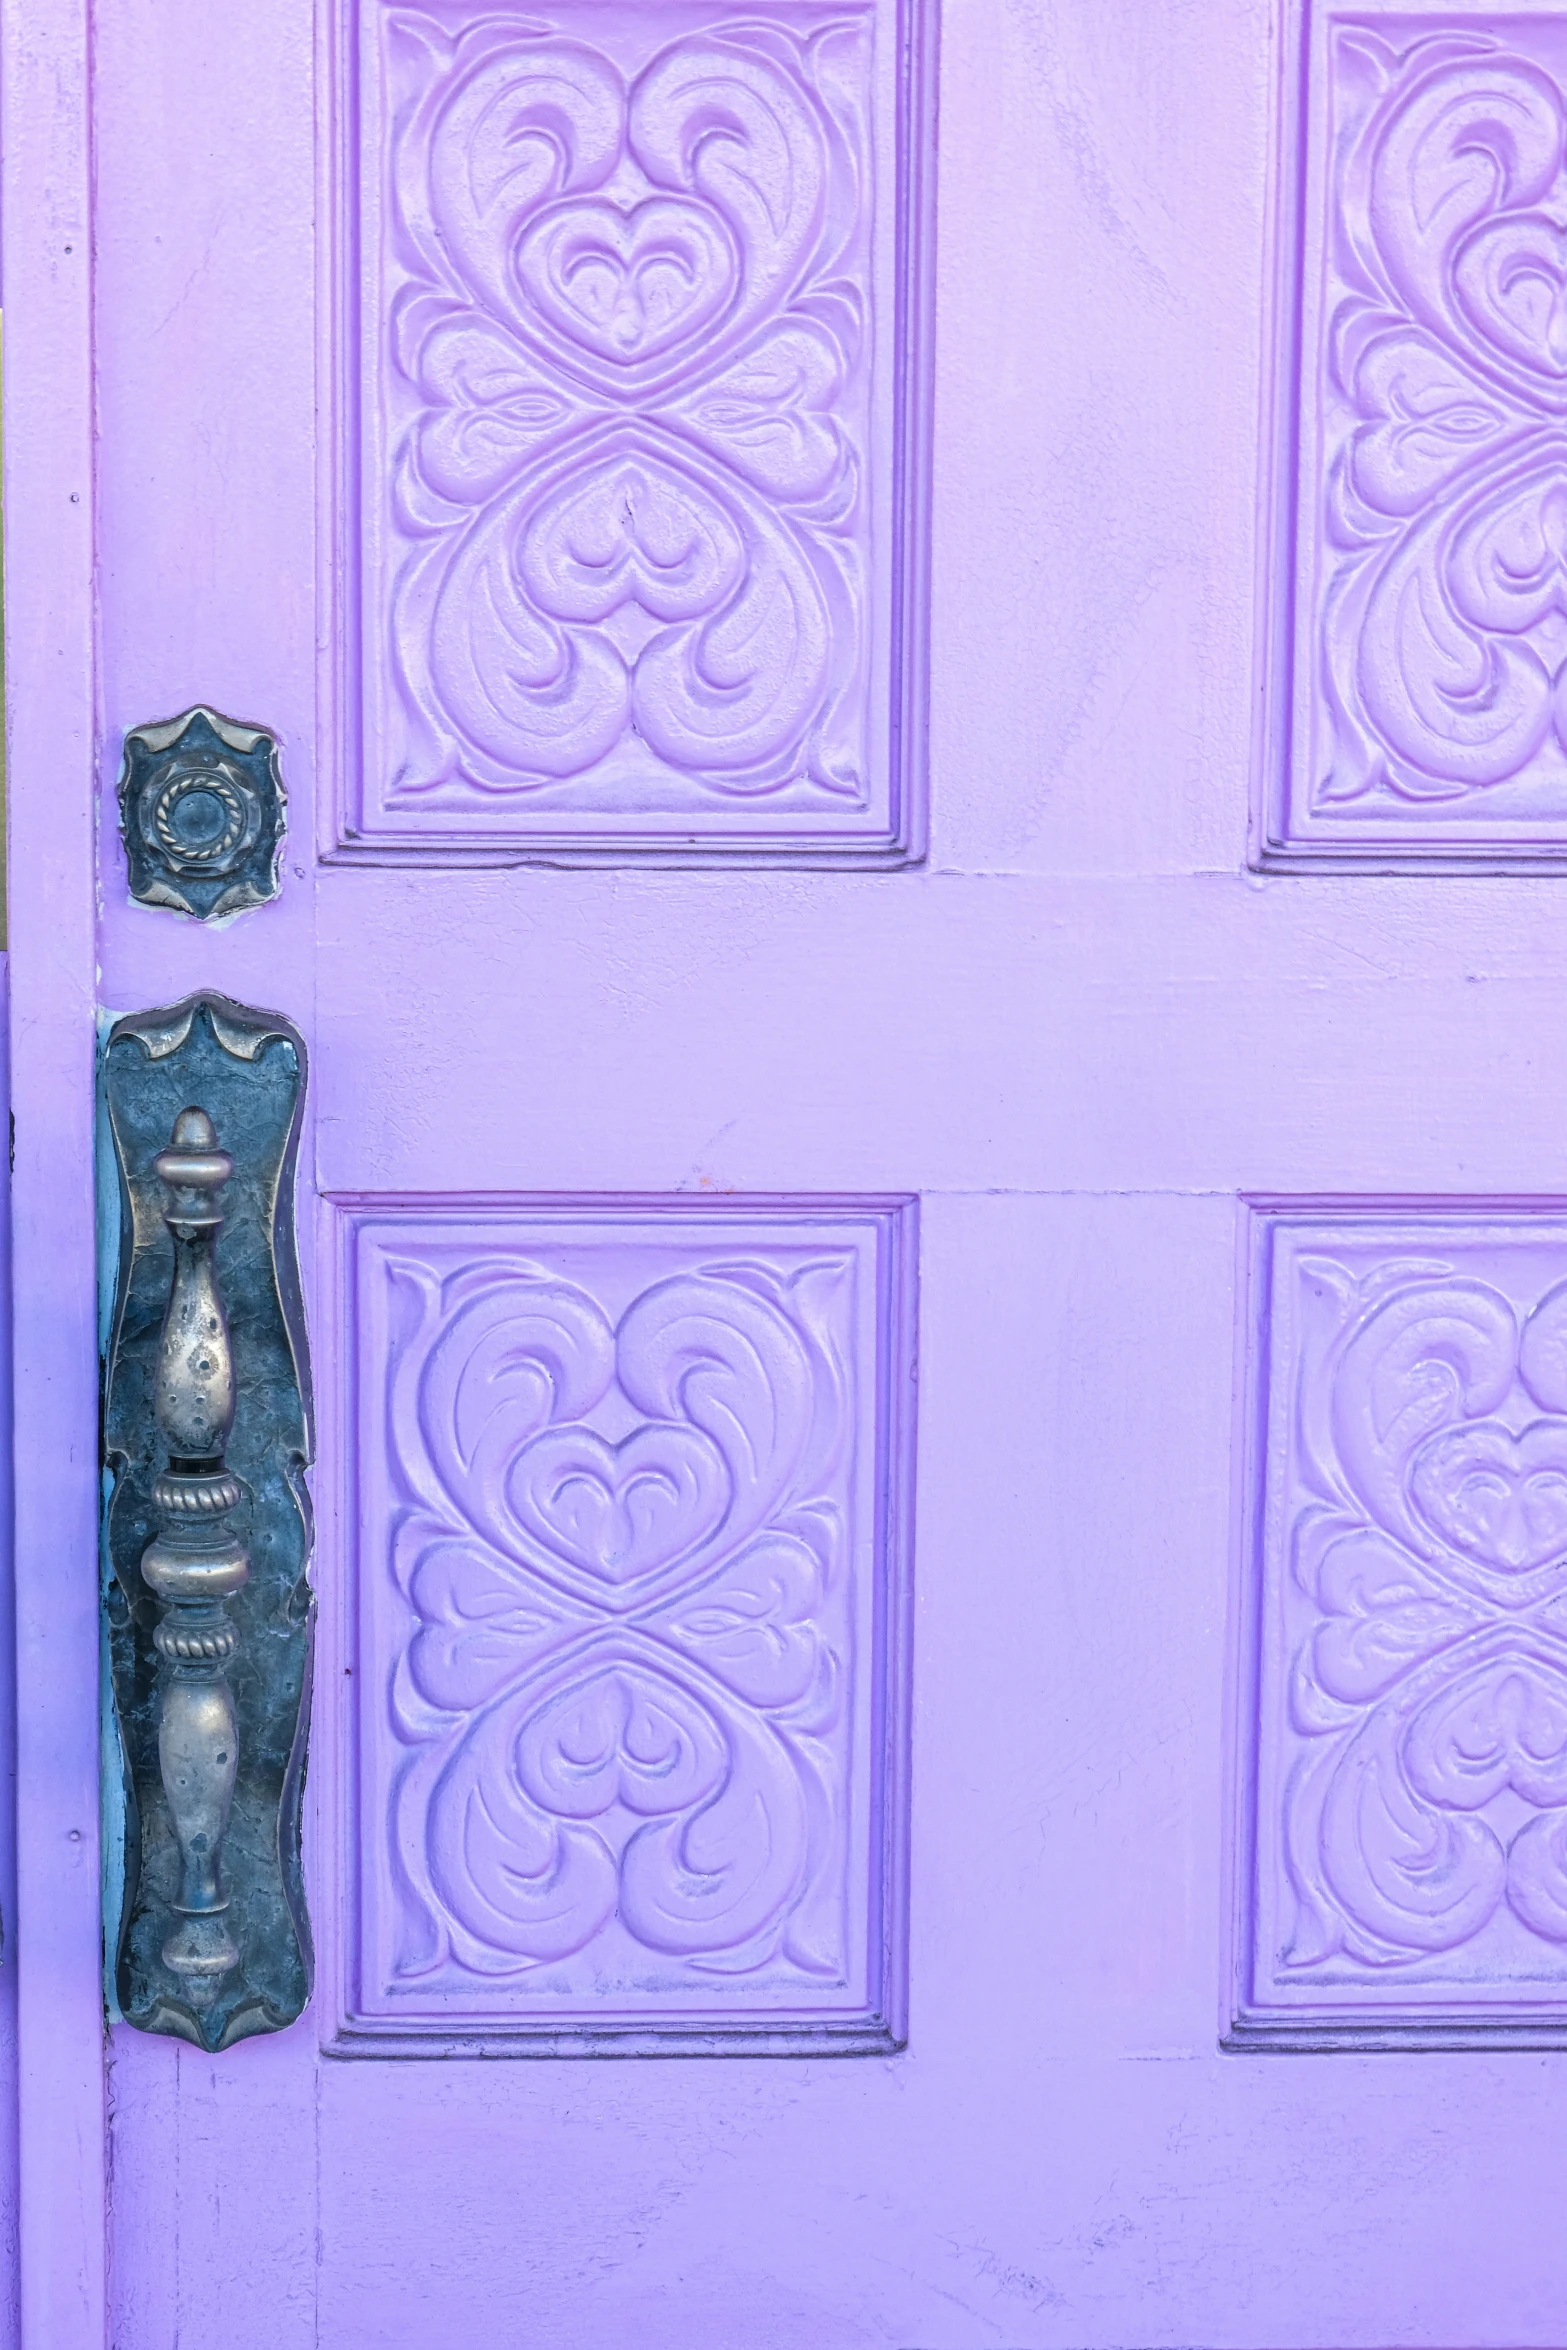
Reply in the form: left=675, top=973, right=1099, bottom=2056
left=103, top=993, right=313, bottom=2050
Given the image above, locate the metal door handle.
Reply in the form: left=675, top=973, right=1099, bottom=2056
left=142, top=1107, right=249, bottom=2008
left=103, top=993, right=314, bottom=2050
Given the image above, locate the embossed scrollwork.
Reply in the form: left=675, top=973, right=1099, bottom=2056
left=377, top=1247, right=858, bottom=1994
left=1280, top=1258, right=1567, bottom=1978
left=383, top=16, right=868, bottom=808
left=1312, top=37, right=1567, bottom=818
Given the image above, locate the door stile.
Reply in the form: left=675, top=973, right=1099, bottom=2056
left=2, top=0, right=108, bottom=2339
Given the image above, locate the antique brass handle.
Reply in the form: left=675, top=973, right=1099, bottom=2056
left=143, top=1107, right=249, bottom=2008
left=103, top=993, right=313, bottom=2051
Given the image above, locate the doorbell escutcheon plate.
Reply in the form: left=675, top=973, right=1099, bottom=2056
left=118, top=705, right=287, bottom=920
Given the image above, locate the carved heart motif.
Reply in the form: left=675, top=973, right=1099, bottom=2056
left=515, top=1664, right=727, bottom=1819
left=521, top=455, right=743, bottom=624
left=1405, top=1653, right=1567, bottom=1811
left=507, top=1425, right=729, bottom=1587
left=1409, top=1418, right=1567, bottom=1574
left=516, top=198, right=736, bottom=363
left=1448, top=463, right=1567, bottom=635
left=1455, top=213, right=1567, bottom=378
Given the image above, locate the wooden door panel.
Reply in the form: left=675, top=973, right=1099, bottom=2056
left=328, top=0, right=933, bottom=863
left=1266, top=2, right=1567, bottom=866
left=1238, top=1205, right=1567, bottom=2047
left=319, top=1195, right=913, bottom=2054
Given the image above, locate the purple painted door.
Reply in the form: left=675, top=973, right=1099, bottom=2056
left=10, top=0, right=1567, bottom=2343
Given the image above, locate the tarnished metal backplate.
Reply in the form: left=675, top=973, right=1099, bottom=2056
left=102, top=993, right=313, bottom=2049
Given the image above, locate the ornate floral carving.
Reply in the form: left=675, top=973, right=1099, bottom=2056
left=353, top=7, right=917, bottom=848
left=1282, top=23, right=1567, bottom=852
left=1246, top=1219, right=1567, bottom=2030
left=339, top=1210, right=910, bottom=2039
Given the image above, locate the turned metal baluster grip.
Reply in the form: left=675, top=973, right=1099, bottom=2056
left=142, top=1107, right=248, bottom=2008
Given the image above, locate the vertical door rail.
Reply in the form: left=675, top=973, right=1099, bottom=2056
left=2, top=0, right=107, bottom=2341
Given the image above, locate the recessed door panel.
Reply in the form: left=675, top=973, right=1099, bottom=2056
left=1239, top=1204, right=1567, bottom=2046
left=323, top=1195, right=913, bottom=2052
left=1264, top=3, right=1567, bottom=866
left=333, top=0, right=932, bottom=862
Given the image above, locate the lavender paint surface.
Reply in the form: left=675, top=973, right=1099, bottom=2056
left=3, top=0, right=106, bottom=2340
left=1240, top=1206, right=1567, bottom=2046
left=329, top=1197, right=912, bottom=2051
left=0, top=968, right=23, bottom=2350
left=1263, top=1, right=1567, bottom=864
left=17, top=0, right=1567, bottom=2343
left=337, top=0, right=930, bottom=859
